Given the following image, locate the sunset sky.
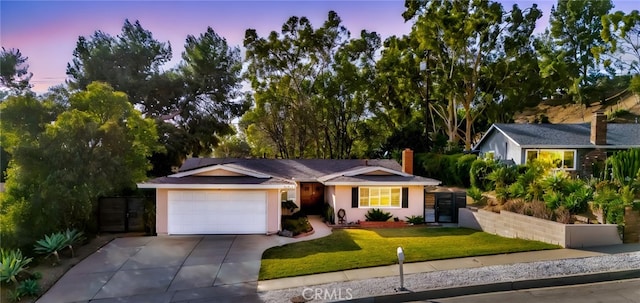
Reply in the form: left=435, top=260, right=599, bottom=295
left=1, top=0, right=637, bottom=93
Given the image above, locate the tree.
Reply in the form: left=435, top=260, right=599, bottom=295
left=179, top=27, right=248, bottom=155
left=598, top=10, right=640, bottom=95
left=242, top=11, right=380, bottom=158
left=404, top=0, right=542, bottom=150
left=66, top=21, right=246, bottom=176
left=0, top=47, right=33, bottom=96
left=548, top=0, right=613, bottom=101
left=0, top=82, right=160, bottom=248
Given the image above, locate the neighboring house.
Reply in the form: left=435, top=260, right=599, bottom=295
left=137, top=149, right=440, bottom=235
left=474, top=112, right=640, bottom=176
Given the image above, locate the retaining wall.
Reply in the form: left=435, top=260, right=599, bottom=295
left=459, top=208, right=622, bottom=248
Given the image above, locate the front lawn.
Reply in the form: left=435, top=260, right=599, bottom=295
left=260, top=227, right=559, bottom=280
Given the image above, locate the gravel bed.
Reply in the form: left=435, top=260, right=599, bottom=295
left=259, top=251, right=640, bottom=303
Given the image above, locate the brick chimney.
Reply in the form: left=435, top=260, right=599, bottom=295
left=402, top=148, right=414, bottom=174
left=590, top=111, right=607, bottom=145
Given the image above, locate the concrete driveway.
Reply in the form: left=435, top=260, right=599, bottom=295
left=37, top=217, right=331, bottom=303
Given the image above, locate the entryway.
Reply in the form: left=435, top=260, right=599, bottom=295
left=300, top=182, right=325, bottom=215
left=425, top=191, right=467, bottom=223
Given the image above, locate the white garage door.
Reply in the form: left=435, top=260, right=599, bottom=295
left=167, top=190, right=267, bottom=234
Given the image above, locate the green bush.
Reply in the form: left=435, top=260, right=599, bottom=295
left=322, top=204, right=335, bottom=224
left=62, top=228, right=85, bottom=257
left=365, top=208, right=393, bottom=222
left=416, top=153, right=475, bottom=187
left=16, top=279, right=39, bottom=297
left=487, top=166, right=518, bottom=189
left=405, top=215, right=425, bottom=224
left=281, top=216, right=313, bottom=236
left=593, top=187, right=627, bottom=224
left=467, top=187, right=487, bottom=205
left=470, top=158, right=499, bottom=191
left=607, top=148, right=640, bottom=185
left=456, top=154, right=477, bottom=187
left=508, top=182, right=526, bottom=199
left=0, top=249, right=33, bottom=285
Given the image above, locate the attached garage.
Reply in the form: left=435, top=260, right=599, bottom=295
left=167, top=190, right=267, bottom=234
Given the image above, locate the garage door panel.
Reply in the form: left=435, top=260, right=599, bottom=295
left=168, top=190, right=267, bottom=234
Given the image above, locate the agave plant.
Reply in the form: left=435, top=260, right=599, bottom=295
left=33, top=232, right=68, bottom=264
left=62, top=228, right=85, bottom=257
left=0, top=249, right=33, bottom=285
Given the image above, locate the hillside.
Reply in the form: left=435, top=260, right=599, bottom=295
left=514, top=91, right=640, bottom=124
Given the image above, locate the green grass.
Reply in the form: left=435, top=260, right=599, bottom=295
left=260, top=227, right=559, bottom=280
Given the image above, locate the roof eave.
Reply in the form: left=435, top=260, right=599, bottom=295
left=136, top=183, right=296, bottom=189
left=322, top=181, right=441, bottom=186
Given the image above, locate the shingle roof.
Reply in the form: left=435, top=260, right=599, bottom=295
left=489, top=123, right=640, bottom=148
left=178, top=158, right=403, bottom=181
left=139, top=158, right=440, bottom=188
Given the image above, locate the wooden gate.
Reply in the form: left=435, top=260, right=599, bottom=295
left=98, top=197, right=145, bottom=232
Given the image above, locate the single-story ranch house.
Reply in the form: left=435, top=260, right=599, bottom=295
left=138, top=149, right=440, bottom=235
left=474, top=112, right=640, bottom=176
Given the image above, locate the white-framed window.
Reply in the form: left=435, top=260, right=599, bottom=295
left=525, top=149, right=576, bottom=170
left=359, top=187, right=402, bottom=208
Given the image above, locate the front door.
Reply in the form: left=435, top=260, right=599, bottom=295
left=300, top=182, right=324, bottom=214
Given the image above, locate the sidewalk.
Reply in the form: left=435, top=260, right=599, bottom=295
left=257, top=249, right=596, bottom=291
left=258, top=243, right=640, bottom=292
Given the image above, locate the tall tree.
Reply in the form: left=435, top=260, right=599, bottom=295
left=598, top=10, right=640, bottom=95
left=547, top=0, right=613, bottom=101
left=242, top=11, right=380, bottom=158
left=404, top=0, right=542, bottom=150
left=66, top=21, right=246, bottom=175
left=0, top=82, right=160, bottom=248
left=0, top=47, right=33, bottom=96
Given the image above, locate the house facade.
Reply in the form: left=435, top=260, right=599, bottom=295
left=138, top=149, right=441, bottom=235
left=474, top=112, right=640, bottom=176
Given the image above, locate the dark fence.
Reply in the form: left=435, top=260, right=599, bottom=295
left=98, top=197, right=145, bottom=232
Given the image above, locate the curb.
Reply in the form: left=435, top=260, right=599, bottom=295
left=343, top=269, right=640, bottom=303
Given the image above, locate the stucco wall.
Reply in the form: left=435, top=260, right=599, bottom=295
left=155, top=188, right=281, bottom=235
left=459, top=208, right=622, bottom=248
left=332, top=185, right=424, bottom=223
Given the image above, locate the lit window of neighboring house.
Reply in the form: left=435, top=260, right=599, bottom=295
left=358, top=187, right=401, bottom=208
left=525, top=149, right=576, bottom=170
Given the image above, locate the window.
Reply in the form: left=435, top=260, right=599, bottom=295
left=525, top=149, right=576, bottom=170
left=359, top=187, right=401, bottom=208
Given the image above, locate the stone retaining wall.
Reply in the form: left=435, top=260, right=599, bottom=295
left=459, top=208, right=622, bottom=248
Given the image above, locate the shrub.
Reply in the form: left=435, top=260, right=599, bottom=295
left=405, top=215, right=425, bottom=224
left=495, top=186, right=510, bottom=204
left=33, top=232, right=68, bottom=264
left=281, top=200, right=298, bottom=212
left=416, top=153, right=467, bottom=186
left=364, top=208, right=393, bottom=222
left=523, top=200, right=553, bottom=220
left=543, top=190, right=563, bottom=210
left=467, top=187, right=487, bottom=205
left=554, top=206, right=572, bottom=224
left=0, top=249, right=33, bottom=285
left=508, top=182, right=526, bottom=199
left=470, top=158, right=499, bottom=191
left=322, top=204, right=335, bottom=224
left=281, top=216, right=312, bottom=236
left=456, top=154, right=477, bottom=187
left=16, top=278, right=39, bottom=297
left=487, top=166, right=518, bottom=189
left=593, top=187, right=627, bottom=224
left=503, top=199, right=525, bottom=213
left=541, top=171, right=569, bottom=193
left=607, top=148, right=640, bottom=185
left=62, top=228, right=85, bottom=257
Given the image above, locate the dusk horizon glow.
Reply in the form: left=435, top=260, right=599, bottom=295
left=1, top=0, right=637, bottom=93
